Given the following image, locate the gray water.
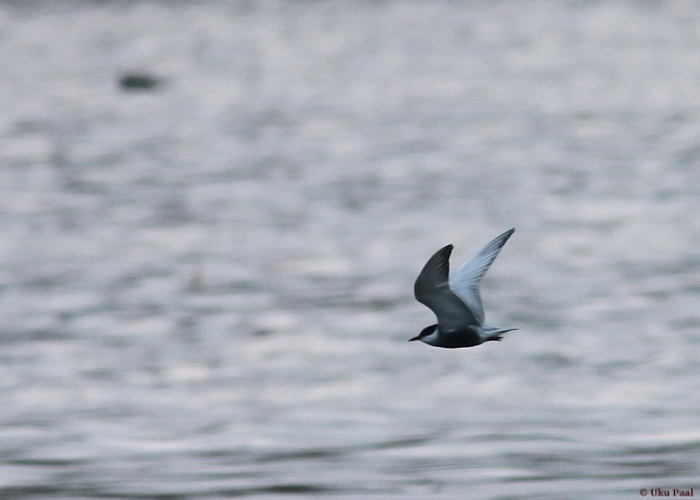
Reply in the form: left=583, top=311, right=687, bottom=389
left=1, top=1, right=700, bottom=498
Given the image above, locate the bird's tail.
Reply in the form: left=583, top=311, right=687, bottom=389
left=482, top=326, right=518, bottom=342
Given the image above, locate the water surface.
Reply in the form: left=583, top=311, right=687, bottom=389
left=1, top=1, right=699, bottom=498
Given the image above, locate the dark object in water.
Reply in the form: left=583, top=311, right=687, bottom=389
left=118, top=73, right=163, bottom=91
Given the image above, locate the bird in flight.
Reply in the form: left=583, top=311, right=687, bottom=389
left=410, top=228, right=517, bottom=348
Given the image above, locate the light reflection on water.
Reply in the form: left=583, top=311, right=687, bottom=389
left=1, top=1, right=700, bottom=498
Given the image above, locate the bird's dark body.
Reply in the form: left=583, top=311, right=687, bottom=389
left=418, top=324, right=486, bottom=349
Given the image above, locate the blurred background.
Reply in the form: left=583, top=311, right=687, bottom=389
left=1, top=1, right=699, bottom=499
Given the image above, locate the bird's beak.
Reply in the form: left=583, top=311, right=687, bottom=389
left=408, top=335, right=420, bottom=342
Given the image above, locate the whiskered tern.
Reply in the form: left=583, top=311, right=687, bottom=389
left=410, top=228, right=517, bottom=348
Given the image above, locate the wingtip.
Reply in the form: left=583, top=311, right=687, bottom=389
left=433, top=243, right=454, bottom=261
left=499, top=228, right=515, bottom=242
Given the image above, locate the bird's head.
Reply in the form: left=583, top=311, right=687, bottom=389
left=409, top=324, right=438, bottom=343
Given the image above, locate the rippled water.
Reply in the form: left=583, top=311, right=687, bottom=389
left=1, top=1, right=700, bottom=498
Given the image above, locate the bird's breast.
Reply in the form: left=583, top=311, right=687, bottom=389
left=433, top=325, right=484, bottom=348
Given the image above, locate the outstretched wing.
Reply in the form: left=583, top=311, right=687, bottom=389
left=449, top=228, right=515, bottom=326
left=414, top=244, right=478, bottom=330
